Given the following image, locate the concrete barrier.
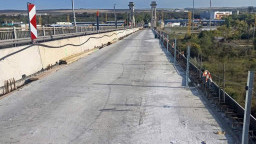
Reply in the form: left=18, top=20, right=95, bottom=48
left=0, top=28, right=139, bottom=89
left=0, top=45, right=42, bottom=87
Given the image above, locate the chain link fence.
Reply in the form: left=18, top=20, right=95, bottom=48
left=154, top=29, right=256, bottom=142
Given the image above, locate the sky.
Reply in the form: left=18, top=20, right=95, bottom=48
left=0, top=0, right=255, bottom=10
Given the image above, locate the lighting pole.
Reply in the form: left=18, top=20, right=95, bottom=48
left=209, top=0, right=212, bottom=30
left=192, top=0, right=194, bottom=30
left=72, top=0, right=77, bottom=26
left=114, top=4, right=117, bottom=29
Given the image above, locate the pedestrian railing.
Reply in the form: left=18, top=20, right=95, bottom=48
left=0, top=26, right=126, bottom=48
left=154, top=29, right=256, bottom=142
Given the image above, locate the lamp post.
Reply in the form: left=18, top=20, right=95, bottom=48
left=72, top=0, right=77, bottom=26
left=114, top=4, right=117, bottom=29
left=209, top=0, right=212, bottom=30
left=192, top=0, right=194, bottom=30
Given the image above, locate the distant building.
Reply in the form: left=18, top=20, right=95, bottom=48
left=213, top=11, right=232, bottom=20
left=165, top=19, right=225, bottom=27
left=165, top=22, right=181, bottom=27
left=1, top=21, right=24, bottom=27
left=200, top=11, right=211, bottom=19
left=56, top=22, right=72, bottom=25
left=200, top=11, right=232, bottom=20
left=174, top=9, right=181, bottom=12
left=201, top=27, right=217, bottom=31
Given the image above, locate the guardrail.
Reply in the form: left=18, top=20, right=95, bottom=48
left=154, top=29, right=256, bottom=142
left=0, top=26, right=126, bottom=48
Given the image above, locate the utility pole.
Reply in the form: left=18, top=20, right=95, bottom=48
left=72, top=0, right=77, bottom=26
left=67, top=14, right=70, bottom=22
left=242, top=71, right=255, bottom=144
left=166, top=35, right=169, bottom=53
left=209, top=0, right=212, bottom=30
left=253, top=15, right=256, bottom=41
left=188, top=11, right=192, bottom=35
left=186, top=46, right=191, bottom=88
left=127, top=13, right=130, bottom=27
left=105, top=13, right=108, bottom=22
left=114, top=4, right=117, bottom=29
left=218, top=76, right=221, bottom=103
left=39, top=15, right=42, bottom=26
left=96, top=10, right=99, bottom=33
left=192, top=0, right=194, bottom=30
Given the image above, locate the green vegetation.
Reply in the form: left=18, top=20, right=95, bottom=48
left=0, top=13, right=131, bottom=26
left=164, top=14, right=256, bottom=116
left=0, top=10, right=195, bottom=27
left=0, top=12, right=132, bottom=26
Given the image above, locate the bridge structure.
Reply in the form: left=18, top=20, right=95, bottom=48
left=0, top=1, right=256, bottom=144
left=0, top=26, right=238, bottom=143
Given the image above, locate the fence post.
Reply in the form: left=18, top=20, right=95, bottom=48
left=160, top=31, right=162, bottom=44
left=166, top=35, right=169, bottom=53
left=75, top=26, right=78, bottom=33
left=200, top=55, right=202, bottom=78
left=13, top=27, right=17, bottom=47
left=186, top=46, right=190, bottom=88
left=53, top=27, right=56, bottom=35
left=174, top=38, right=177, bottom=65
left=162, top=32, right=164, bottom=44
left=13, top=27, right=17, bottom=40
left=218, top=77, right=221, bottom=103
left=43, top=26, right=46, bottom=36
left=242, top=71, right=255, bottom=144
left=160, top=31, right=162, bottom=41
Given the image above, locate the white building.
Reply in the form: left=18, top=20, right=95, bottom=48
left=212, top=11, right=232, bottom=20
left=56, top=22, right=72, bottom=25
left=165, top=22, right=181, bottom=27
left=200, top=11, right=232, bottom=20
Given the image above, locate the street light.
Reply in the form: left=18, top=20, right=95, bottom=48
left=209, top=0, right=212, bottom=30
left=114, top=4, right=117, bottom=29
left=192, top=0, right=194, bottom=30
left=72, top=0, right=77, bottom=26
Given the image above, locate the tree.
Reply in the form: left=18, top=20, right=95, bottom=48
left=217, top=25, right=231, bottom=41
left=190, top=42, right=201, bottom=58
left=199, top=31, right=213, bottom=58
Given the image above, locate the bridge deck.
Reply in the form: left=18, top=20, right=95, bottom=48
left=0, top=30, right=234, bottom=143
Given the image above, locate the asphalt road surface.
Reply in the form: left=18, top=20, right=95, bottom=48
left=0, top=30, right=234, bottom=144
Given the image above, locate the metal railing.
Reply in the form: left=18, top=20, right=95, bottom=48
left=0, top=26, right=126, bottom=48
left=154, top=29, right=256, bottom=142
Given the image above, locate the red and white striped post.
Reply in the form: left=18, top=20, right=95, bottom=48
left=27, top=3, right=37, bottom=43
